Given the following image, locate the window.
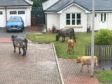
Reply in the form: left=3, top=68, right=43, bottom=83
left=0, top=11, right=3, bottom=15
left=66, top=14, right=70, bottom=25
left=77, top=13, right=81, bottom=25
left=10, top=11, right=17, bottom=14
left=101, top=13, right=106, bottom=22
left=95, top=13, right=97, bottom=17
left=72, top=14, right=75, bottom=25
left=66, top=13, right=81, bottom=25
left=18, top=11, right=25, bottom=14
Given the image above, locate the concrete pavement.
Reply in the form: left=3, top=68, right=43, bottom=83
left=0, top=43, right=62, bottom=84
left=59, top=59, right=99, bottom=84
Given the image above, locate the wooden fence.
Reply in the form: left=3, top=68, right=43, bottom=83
left=85, top=45, right=112, bottom=64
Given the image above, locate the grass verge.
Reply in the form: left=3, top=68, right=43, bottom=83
left=95, top=70, right=112, bottom=83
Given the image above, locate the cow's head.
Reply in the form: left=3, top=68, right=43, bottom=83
left=76, top=57, right=81, bottom=63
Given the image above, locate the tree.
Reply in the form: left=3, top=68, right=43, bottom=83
left=32, top=0, right=47, bottom=7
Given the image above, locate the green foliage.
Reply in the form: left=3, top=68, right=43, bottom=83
left=32, top=0, right=47, bottom=7
left=95, top=29, right=112, bottom=45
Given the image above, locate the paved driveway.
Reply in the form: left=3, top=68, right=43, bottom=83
left=0, top=43, right=61, bottom=84
left=0, top=28, right=27, bottom=38
left=59, top=59, right=99, bottom=84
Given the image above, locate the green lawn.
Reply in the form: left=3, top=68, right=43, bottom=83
left=27, top=32, right=112, bottom=83
left=27, top=32, right=91, bottom=58
left=95, top=70, right=112, bottom=83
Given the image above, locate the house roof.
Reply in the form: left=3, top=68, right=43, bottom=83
left=0, top=0, right=32, bottom=6
left=45, top=0, right=112, bottom=12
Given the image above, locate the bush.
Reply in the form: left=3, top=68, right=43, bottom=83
left=95, top=29, right=112, bottom=45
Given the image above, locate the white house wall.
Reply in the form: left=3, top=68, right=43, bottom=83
left=105, top=13, right=112, bottom=30
left=26, top=6, right=32, bottom=27
left=88, top=12, right=112, bottom=31
left=59, top=5, right=87, bottom=32
left=46, top=13, right=60, bottom=30
left=0, top=9, right=6, bottom=27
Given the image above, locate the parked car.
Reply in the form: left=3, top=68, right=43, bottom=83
left=6, top=16, right=24, bottom=32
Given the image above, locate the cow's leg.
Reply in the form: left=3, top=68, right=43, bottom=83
left=71, top=46, right=74, bottom=53
left=22, top=47, right=26, bottom=56
left=62, top=36, right=65, bottom=42
left=19, top=48, right=21, bottom=54
left=87, top=65, right=89, bottom=73
left=80, top=64, right=84, bottom=72
left=14, top=46, right=16, bottom=53
left=25, top=39, right=28, bottom=50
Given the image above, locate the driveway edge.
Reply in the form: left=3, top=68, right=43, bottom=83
left=52, top=43, right=65, bottom=84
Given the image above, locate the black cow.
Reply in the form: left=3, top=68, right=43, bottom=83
left=11, top=35, right=28, bottom=56
left=56, top=28, right=76, bottom=42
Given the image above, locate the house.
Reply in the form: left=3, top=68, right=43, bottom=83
left=43, top=0, right=112, bottom=32
left=0, top=0, right=33, bottom=28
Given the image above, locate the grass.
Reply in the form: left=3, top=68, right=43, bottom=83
left=27, top=32, right=112, bottom=83
left=27, top=32, right=91, bottom=58
left=95, top=70, right=112, bottom=83
left=26, top=33, right=56, bottom=43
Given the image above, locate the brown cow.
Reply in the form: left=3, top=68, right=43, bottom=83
left=76, top=56, right=99, bottom=72
left=67, top=38, right=75, bottom=54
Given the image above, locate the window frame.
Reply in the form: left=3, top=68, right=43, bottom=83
left=18, top=11, right=25, bottom=14
left=10, top=11, right=17, bottom=14
left=0, top=11, right=3, bottom=15
left=66, top=13, right=71, bottom=25
left=66, top=13, right=81, bottom=25
left=101, top=13, right=106, bottom=22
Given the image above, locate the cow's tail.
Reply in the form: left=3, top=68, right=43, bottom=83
left=95, top=56, right=99, bottom=67
left=25, top=39, right=28, bottom=50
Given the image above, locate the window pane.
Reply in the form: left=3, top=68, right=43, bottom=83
left=66, top=20, right=70, bottom=25
left=10, top=11, right=17, bottom=14
left=18, top=11, right=25, bottom=14
left=72, top=14, right=75, bottom=19
left=101, top=13, right=103, bottom=21
left=95, top=13, right=97, bottom=17
left=77, top=13, right=81, bottom=19
left=104, top=13, right=106, bottom=21
left=0, top=11, right=2, bottom=15
left=72, top=20, right=75, bottom=25
left=77, top=20, right=81, bottom=25
left=66, top=14, right=70, bottom=19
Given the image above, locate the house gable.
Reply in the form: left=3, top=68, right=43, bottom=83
left=44, top=0, right=112, bottom=12
left=57, top=3, right=90, bottom=13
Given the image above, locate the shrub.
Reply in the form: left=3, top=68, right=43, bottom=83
left=95, top=29, right=112, bottom=45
